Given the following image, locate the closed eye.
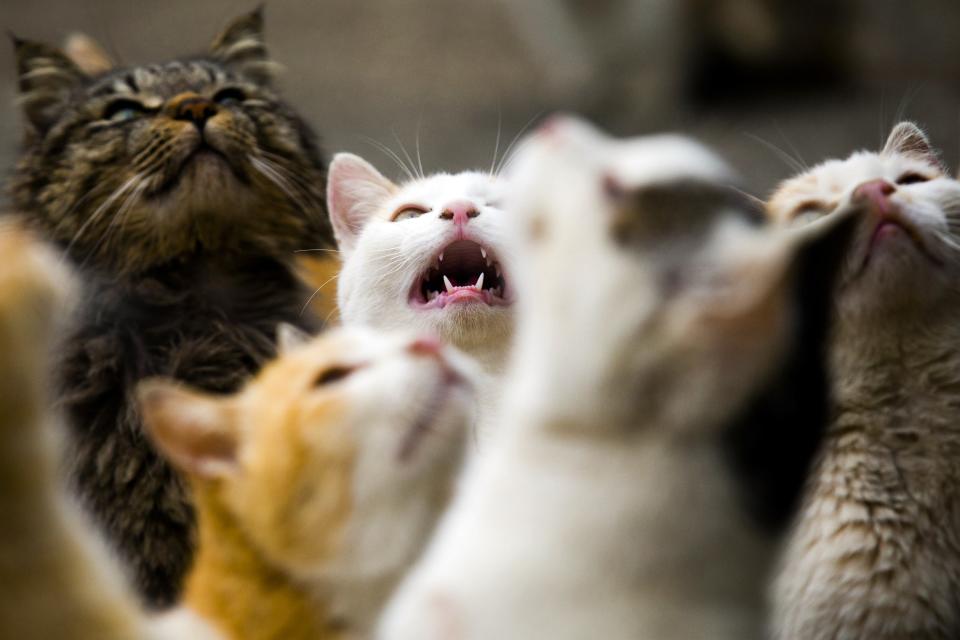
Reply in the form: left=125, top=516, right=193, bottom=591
left=313, top=365, right=356, bottom=387
left=896, top=172, right=930, bottom=185
left=790, top=200, right=829, bottom=219
left=392, top=205, right=430, bottom=222
left=213, top=87, right=247, bottom=106
left=102, top=98, right=147, bottom=122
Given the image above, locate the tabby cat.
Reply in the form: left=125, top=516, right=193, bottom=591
left=9, top=8, right=332, bottom=607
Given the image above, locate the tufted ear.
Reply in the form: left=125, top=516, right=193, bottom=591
left=138, top=380, right=239, bottom=480
left=882, top=121, right=944, bottom=171
left=12, top=36, right=87, bottom=134
left=327, top=153, right=398, bottom=254
left=62, top=33, right=114, bottom=76
left=210, top=6, right=278, bottom=84
left=277, top=322, right=312, bottom=355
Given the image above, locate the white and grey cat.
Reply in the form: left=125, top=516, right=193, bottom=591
left=768, top=122, right=960, bottom=639
left=328, top=153, right=515, bottom=442
left=378, top=116, right=853, bottom=640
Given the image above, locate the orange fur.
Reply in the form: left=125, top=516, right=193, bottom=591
left=297, top=255, right=340, bottom=323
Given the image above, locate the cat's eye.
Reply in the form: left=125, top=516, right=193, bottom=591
left=213, top=87, right=247, bottom=107
left=313, top=365, right=355, bottom=387
left=790, top=200, right=828, bottom=221
left=896, top=172, right=930, bottom=185
left=103, top=99, right=146, bottom=123
left=392, top=206, right=429, bottom=222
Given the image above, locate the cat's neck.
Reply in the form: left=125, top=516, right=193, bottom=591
left=184, top=487, right=345, bottom=640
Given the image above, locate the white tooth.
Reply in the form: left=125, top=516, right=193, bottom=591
left=481, top=248, right=487, bottom=260
left=443, top=275, right=454, bottom=292
left=439, top=252, right=444, bottom=262
left=475, top=272, right=485, bottom=290
left=495, top=264, right=501, bottom=278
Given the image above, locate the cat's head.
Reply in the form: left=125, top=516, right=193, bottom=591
left=507, top=116, right=852, bottom=457
left=138, top=325, right=473, bottom=595
left=10, top=8, right=330, bottom=272
left=328, top=154, right=514, bottom=360
left=768, top=122, right=960, bottom=320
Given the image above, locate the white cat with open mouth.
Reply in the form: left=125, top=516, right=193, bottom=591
left=328, top=154, right=515, bottom=442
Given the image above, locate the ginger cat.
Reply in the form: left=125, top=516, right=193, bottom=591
left=0, top=221, right=474, bottom=640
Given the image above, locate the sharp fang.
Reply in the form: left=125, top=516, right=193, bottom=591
left=495, top=264, right=501, bottom=277
left=475, top=272, right=485, bottom=290
left=481, top=248, right=487, bottom=260
left=439, top=252, right=444, bottom=262
left=443, top=275, right=454, bottom=292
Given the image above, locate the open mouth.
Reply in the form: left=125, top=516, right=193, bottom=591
left=410, top=239, right=510, bottom=309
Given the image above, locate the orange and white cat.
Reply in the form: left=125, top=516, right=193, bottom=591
left=768, top=123, right=960, bottom=639
left=0, top=221, right=475, bottom=639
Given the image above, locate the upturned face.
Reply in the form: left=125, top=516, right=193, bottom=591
left=11, top=9, right=330, bottom=271
left=139, top=326, right=475, bottom=582
left=506, top=115, right=841, bottom=434
left=328, top=155, right=515, bottom=358
left=768, top=122, right=960, bottom=320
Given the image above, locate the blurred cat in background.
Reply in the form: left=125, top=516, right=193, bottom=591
left=0, top=222, right=475, bottom=639
left=9, top=8, right=332, bottom=606
left=768, top=123, right=960, bottom=639
left=380, top=116, right=854, bottom=640
left=328, top=153, right=514, bottom=443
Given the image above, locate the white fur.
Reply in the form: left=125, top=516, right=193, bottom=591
left=329, top=154, right=516, bottom=443
left=378, top=116, right=806, bottom=640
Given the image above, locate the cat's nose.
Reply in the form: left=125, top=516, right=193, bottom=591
left=439, top=201, right=480, bottom=225
left=853, top=179, right=896, bottom=208
left=169, top=92, right=218, bottom=130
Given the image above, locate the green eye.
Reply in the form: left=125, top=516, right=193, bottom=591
left=102, top=99, right=146, bottom=123
left=392, top=206, right=429, bottom=221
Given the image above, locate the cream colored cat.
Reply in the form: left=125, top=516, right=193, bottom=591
left=768, top=122, right=960, bottom=640
left=328, top=154, right=514, bottom=443
left=0, top=222, right=475, bottom=639
left=379, top=116, right=853, bottom=640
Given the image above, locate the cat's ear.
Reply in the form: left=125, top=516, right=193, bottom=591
left=138, top=379, right=239, bottom=480
left=882, top=121, right=944, bottom=170
left=277, top=322, right=312, bottom=355
left=12, top=36, right=87, bottom=134
left=328, top=153, right=398, bottom=254
left=210, top=6, right=278, bottom=85
left=63, top=33, right=114, bottom=76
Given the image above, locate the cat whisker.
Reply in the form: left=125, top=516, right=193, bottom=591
left=300, top=271, right=340, bottom=316
left=744, top=132, right=807, bottom=175
left=495, top=111, right=543, bottom=176
left=294, top=248, right=341, bottom=254
left=361, top=136, right=417, bottom=182
left=63, top=174, right=143, bottom=260
left=393, top=131, right=423, bottom=181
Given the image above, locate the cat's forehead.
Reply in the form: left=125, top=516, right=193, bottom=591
left=775, top=151, right=940, bottom=202
left=86, top=58, right=242, bottom=99
left=393, top=172, right=503, bottom=205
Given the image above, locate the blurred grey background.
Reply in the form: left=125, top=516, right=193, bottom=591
left=2, top=0, right=960, bottom=197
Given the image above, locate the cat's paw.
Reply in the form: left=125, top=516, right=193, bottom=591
left=0, top=219, right=76, bottom=381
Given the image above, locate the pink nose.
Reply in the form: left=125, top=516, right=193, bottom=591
left=440, top=200, right=479, bottom=225
left=408, top=336, right=444, bottom=358
left=853, top=179, right=896, bottom=208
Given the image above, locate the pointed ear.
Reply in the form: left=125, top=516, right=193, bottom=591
left=277, top=322, right=312, bottom=355
left=327, top=153, right=397, bottom=254
left=882, top=121, right=944, bottom=170
left=63, top=33, right=114, bottom=76
left=138, top=379, right=239, bottom=480
left=210, top=6, right=278, bottom=84
left=12, top=36, right=87, bottom=134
